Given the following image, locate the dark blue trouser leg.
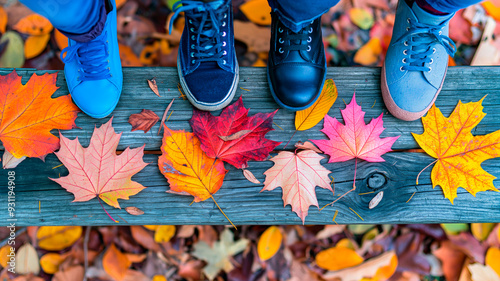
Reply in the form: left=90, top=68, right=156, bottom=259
left=421, top=0, right=484, bottom=13
left=19, top=0, right=102, bottom=35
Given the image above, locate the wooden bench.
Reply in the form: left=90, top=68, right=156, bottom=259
left=1, top=66, right=500, bottom=226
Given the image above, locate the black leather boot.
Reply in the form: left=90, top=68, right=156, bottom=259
left=267, top=12, right=327, bottom=111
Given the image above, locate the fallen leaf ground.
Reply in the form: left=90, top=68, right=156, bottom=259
left=1, top=0, right=500, bottom=280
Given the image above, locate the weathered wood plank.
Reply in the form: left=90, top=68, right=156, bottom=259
left=1, top=67, right=500, bottom=152
left=1, top=150, right=500, bottom=226
left=1, top=66, right=500, bottom=225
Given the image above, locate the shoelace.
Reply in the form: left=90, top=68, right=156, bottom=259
left=169, top=1, right=227, bottom=65
left=394, top=19, right=456, bottom=72
left=277, top=21, right=314, bottom=54
left=60, top=32, right=112, bottom=81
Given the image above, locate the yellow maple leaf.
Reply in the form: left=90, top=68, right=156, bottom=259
left=412, top=97, right=500, bottom=203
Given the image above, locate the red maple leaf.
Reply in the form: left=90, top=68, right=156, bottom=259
left=311, top=93, right=399, bottom=203
left=190, top=97, right=281, bottom=169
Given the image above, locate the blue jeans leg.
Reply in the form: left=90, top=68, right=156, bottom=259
left=19, top=0, right=102, bottom=34
left=267, top=0, right=340, bottom=32
left=424, top=0, right=484, bottom=13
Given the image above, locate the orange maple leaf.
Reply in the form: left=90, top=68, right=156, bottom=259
left=262, top=150, right=333, bottom=223
left=412, top=97, right=500, bottom=203
left=51, top=119, right=148, bottom=212
left=159, top=125, right=227, bottom=202
left=0, top=70, right=80, bottom=160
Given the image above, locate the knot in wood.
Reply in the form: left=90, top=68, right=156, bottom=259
left=366, top=172, right=387, bottom=189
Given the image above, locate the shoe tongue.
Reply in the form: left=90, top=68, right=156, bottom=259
left=411, top=2, right=453, bottom=26
left=197, top=61, right=219, bottom=69
left=202, top=0, right=224, bottom=9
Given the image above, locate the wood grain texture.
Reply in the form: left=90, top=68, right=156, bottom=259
left=1, top=66, right=500, bottom=226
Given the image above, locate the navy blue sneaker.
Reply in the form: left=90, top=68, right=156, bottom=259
left=267, top=12, right=327, bottom=111
left=381, top=0, right=456, bottom=121
left=60, top=0, right=122, bottom=119
left=170, top=0, right=238, bottom=111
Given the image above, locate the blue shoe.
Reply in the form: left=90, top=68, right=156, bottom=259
left=381, top=0, right=456, bottom=121
left=60, top=0, right=122, bottom=119
left=267, top=12, right=326, bottom=111
left=170, top=0, right=238, bottom=111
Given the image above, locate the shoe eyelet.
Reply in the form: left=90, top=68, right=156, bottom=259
left=279, top=47, right=284, bottom=53
left=439, top=31, right=442, bottom=35
left=402, top=58, right=407, bottom=63
left=189, top=19, right=192, bottom=24
left=191, top=44, right=195, bottom=49
left=429, top=58, right=433, bottom=64
left=106, top=40, right=109, bottom=43
left=190, top=28, right=194, bottom=32
left=192, top=60, right=196, bottom=64
left=191, top=52, right=194, bottom=57
left=191, top=35, right=196, bottom=40
left=223, top=60, right=226, bottom=64
left=407, top=18, right=410, bottom=23
left=432, top=48, right=436, bottom=53
left=278, top=37, right=284, bottom=44
left=222, top=41, right=226, bottom=46
left=223, top=50, right=227, bottom=55
left=308, top=27, right=313, bottom=33
left=222, top=31, right=226, bottom=37
left=404, top=41, right=409, bottom=46
left=307, top=45, right=311, bottom=52
left=223, top=13, right=227, bottom=18
left=406, top=27, right=410, bottom=31
left=278, top=27, right=283, bottom=33
left=403, top=49, right=408, bottom=55
left=110, top=74, right=112, bottom=77
left=428, top=67, right=432, bottom=72
left=222, top=22, right=226, bottom=27
left=307, top=36, right=312, bottom=42
left=76, top=77, right=80, bottom=81
left=400, top=66, right=404, bottom=72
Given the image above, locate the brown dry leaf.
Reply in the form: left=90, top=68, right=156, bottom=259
left=54, top=29, right=68, bottom=50
left=0, top=7, right=7, bottom=34
left=125, top=206, right=144, bottom=215
left=13, top=14, right=53, bottom=35
left=123, top=269, right=150, bottom=281
left=130, top=225, right=161, bottom=252
left=103, top=244, right=131, bottom=281
left=289, top=260, right=319, bottom=281
left=234, top=20, right=270, bottom=53
left=177, top=225, right=196, bottom=238
left=2, top=149, right=26, bottom=169
left=434, top=240, right=466, bottom=281
left=323, top=251, right=396, bottom=280
left=294, top=141, right=323, bottom=153
left=157, top=98, right=175, bottom=135
left=24, top=34, right=50, bottom=59
left=129, top=109, right=160, bottom=133
left=148, top=78, right=161, bottom=97
left=242, top=169, right=261, bottom=184
left=316, top=225, right=345, bottom=240
left=12, top=275, right=44, bottom=281
left=52, top=265, right=84, bottom=281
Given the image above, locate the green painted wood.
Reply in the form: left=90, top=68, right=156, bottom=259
left=1, top=66, right=500, bottom=226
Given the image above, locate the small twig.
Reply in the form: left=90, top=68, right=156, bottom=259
left=406, top=192, right=416, bottom=203
left=349, top=207, right=364, bottom=221
left=83, top=226, right=91, bottom=281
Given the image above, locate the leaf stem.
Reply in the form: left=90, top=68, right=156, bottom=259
left=416, top=159, right=437, bottom=185
left=321, top=158, right=358, bottom=209
left=283, top=130, right=298, bottom=149
left=210, top=195, right=236, bottom=229
left=98, top=197, right=119, bottom=223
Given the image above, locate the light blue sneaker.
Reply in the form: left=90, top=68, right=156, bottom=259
left=60, top=0, right=122, bottom=119
left=381, top=0, right=456, bottom=121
